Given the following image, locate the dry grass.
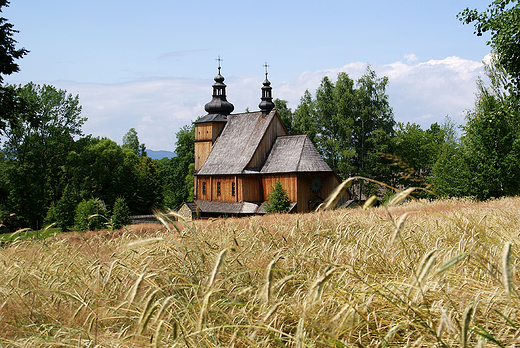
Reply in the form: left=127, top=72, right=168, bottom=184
left=0, top=196, right=519, bottom=347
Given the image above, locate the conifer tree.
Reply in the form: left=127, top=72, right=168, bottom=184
left=264, top=180, right=291, bottom=213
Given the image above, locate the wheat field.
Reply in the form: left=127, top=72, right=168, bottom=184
left=0, top=196, right=519, bottom=347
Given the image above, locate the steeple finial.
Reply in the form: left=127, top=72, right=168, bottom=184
left=216, top=55, right=223, bottom=74
left=259, top=62, right=275, bottom=114
left=204, top=57, right=234, bottom=115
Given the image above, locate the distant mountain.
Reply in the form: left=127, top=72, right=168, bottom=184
left=146, top=149, right=176, bottom=160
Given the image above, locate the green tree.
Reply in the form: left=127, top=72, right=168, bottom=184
left=0, top=1, right=30, bottom=138
left=1, top=83, right=84, bottom=229
left=292, top=90, right=317, bottom=143
left=433, top=60, right=520, bottom=199
left=54, top=184, right=77, bottom=231
left=64, top=137, right=161, bottom=215
left=431, top=120, right=470, bottom=197
left=75, top=198, right=105, bottom=231
left=458, top=0, right=520, bottom=95
left=460, top=64, right=520, bottom=199
left=292, top=67, right=394, bottom=198
left=122, top=127, right=147, bottom=157
left=160, top=124, right=195, bottom=209
left=111, top=197, right=130, bottom=230
left=392, top=122, right=447, bottom=188
left=264, top=180, right=291, bottom=213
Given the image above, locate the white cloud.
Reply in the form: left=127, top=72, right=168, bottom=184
left=44, top=55, right=485, bottom=151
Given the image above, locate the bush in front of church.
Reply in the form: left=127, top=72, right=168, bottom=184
left=264, top=180, right=291, bottom=213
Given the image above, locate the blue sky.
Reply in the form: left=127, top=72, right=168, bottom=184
left=4, top=0, right=492, bottom=151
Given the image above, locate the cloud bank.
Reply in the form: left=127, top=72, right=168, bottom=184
left=55, top=55, right=486, bottom=151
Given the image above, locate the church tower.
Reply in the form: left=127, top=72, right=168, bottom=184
left=194, top=62, right=235, bottom=172
left=258, top=63, right=275, bottom=114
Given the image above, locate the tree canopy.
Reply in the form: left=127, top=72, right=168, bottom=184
left=458, top=0, right=520, bottom=95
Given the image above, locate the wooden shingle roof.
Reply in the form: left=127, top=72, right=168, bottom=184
left=260, top=135, right=333, bottom=174
left=197, top=110, right=277, bottom=175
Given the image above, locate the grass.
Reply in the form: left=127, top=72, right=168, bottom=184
left=0, top=226, right=60, bottom=242
left=0, top=195, right=519, bottom=347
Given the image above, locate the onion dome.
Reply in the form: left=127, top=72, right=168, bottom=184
left=258, top=66, right=275, bottom=114
left=204, top=66, right=234, bottom=115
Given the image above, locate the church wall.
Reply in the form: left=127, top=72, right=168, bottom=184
left=240, top=175, right=262, bottom=202
left=194, top=141, right=212, bottom=172
left=262, top=174, right=298, bottom=203
left=195, top=123, right=225, bottom=142
left=296, top=173, right=348, bottom=212
left=197, top=175, right=239, bottom=202
left=247, top=114, right=288, bottom=170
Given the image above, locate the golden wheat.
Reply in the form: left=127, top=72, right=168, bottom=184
left=0, top=196, right=519, bottom=346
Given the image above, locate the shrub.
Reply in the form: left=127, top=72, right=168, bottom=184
left=75, top=198, right=105, bottom=231
left=54, top=185, right=77, bottom=231
left=264, top=180, right=291, bottom=213
left=111, top=197, right=130, bottom=230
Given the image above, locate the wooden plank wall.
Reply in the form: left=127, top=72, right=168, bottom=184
left=262, top=174, right=298, bottom=203
left=240, top=176, right=262, bottom=202
left=194, top=123, right=226, bottom=171
left=296, top=173, right=347, bottom=212
left=194, top=141, right=212, bottom=171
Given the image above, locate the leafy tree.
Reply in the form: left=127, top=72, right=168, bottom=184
left=460, top=63, right=520, bottom=199
left=458, top=0, right=520, bottom=95
left=0, top=1, right=29, bottom=137
left=292, top=67, right=394, bottom=198
left=75, top=198, right=105, bottom=231
left=122, top=127, right=146, bottom=157
left=64, top=137, right=161, bottom=215
left=264, top=180, right=291, bottom=213
left=392, top=122, right=447, bottom=188
left=111, top=197, right=129, bottom=230
left=292, top=90, right=317, bottom=143
left=0, top=1, right=27, bottom=82
left=431, top=120, right=470, bottom=197
left=1, top=83, right=84, bottom=228
left=54, top=184, right=77, bottom=231
left=160, top=124, right=194, bottom=209
left=432, top=60, right=520, bottom=199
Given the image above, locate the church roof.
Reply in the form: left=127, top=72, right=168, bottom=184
left=260, top=135, right=333, bottom=174
left=197, top=110, right=277, bottom=175
left=194, top=113, right=228, bottom=124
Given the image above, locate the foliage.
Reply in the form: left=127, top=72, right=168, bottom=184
left=122, top=127, right=147, bottom=157
left=392, top=121, right=449, bottom=188
left=54, top=184, right=77, bottom=231
left=0, top=0, right=27, bottom=83
left=161, top=124, right=194, bottom=209
left=458, top=0, right=520, bottom=95
left=264, top=180, right=291, bottom=213
left=111, top=197, right=129, bottom=230
left=292, top=67, right=394, bottom=198
left=74, top=198, right=105, bottom=231
left=0, top=1, right=30, bottom=138
left=1, top=83, right=84, bottom=229
left=456, top=60, right=519, bottom=199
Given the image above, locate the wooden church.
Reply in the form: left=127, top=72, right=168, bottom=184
left=178, top=65, right=348, bottom=219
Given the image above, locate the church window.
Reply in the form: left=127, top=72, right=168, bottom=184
left=202, top=182, right=206, bottom=195
left=217, top=182, right=221, bottom=196
left=231, top=182, right=235, bottom=196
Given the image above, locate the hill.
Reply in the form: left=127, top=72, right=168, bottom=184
left=146, top=149, right=176, bottom=160
left=0, top=197, right=519, bottom=346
